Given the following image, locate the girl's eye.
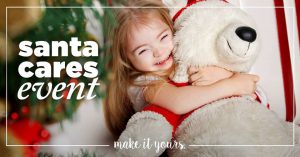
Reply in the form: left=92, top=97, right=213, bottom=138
left=161, top=34, right=168, bottom=41
left=138, top=49, right=146, bottom=55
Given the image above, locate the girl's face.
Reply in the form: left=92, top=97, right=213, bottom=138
left=126, top=17, right=174, bottom=73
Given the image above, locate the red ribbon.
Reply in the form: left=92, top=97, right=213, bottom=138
left=274, top=0, right=295, bottom=122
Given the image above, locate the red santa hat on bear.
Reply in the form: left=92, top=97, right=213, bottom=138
left=172, top=0, right=228, bottom=21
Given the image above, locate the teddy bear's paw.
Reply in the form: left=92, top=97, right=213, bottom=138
left=117, top=111, right=173, bottom=157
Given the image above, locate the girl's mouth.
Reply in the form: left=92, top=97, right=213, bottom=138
left=155, top=54, right=173, bottom=66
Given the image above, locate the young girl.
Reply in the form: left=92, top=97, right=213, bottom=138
left=104, top=0, right=259, bottom=139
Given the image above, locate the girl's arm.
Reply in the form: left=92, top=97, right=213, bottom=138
left=144, top=73, right=259, bottom=115
left=188, top=66, right=233, bottom=86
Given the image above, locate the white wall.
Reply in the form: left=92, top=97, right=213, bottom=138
left=228, top=0, right=299, bottom=121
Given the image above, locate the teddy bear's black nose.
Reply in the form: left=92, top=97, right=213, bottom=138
left=235, top=26, right=257, bottom=42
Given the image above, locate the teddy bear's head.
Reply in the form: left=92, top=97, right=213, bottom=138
left=164, top=0, right=261, bottom=72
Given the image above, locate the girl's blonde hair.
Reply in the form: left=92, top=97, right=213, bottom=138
left=104, top=0, right=174, bottom=139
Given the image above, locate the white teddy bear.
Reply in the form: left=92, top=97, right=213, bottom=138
left=117, top=0, right=300, bottom=157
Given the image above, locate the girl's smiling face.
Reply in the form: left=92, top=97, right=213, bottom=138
left=126, top=17, right=174, bottom=73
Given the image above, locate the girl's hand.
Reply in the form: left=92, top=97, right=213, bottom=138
left=188, top=66, right=233, bottom=86
left=228, top=73, right=259, bottom=96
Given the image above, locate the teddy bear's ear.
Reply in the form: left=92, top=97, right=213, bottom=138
left=162, top=0, right=187, bottom=8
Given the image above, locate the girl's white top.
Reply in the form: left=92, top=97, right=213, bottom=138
left=127, top=75, right=161, bottom=112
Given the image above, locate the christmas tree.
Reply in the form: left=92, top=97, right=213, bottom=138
left=0, top=0, right=119, bottom=156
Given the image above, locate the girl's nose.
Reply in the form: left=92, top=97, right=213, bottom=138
left=153, top=48, right=164, bottom=57
left=153, top=51, right=161, bottom=57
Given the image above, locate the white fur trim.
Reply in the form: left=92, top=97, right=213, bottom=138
left=162, top=0, right=187, bottom=18
left=171, top=63, right=189, bottom=83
